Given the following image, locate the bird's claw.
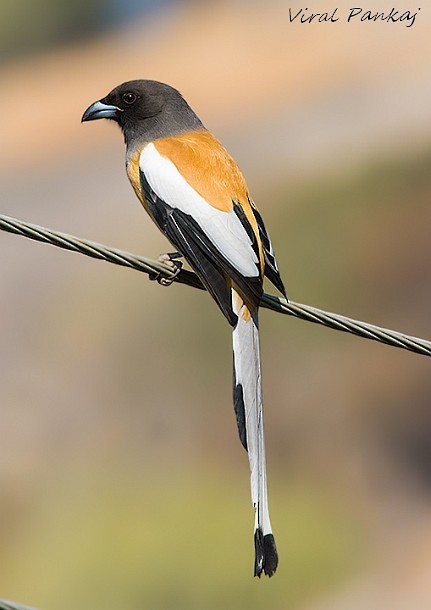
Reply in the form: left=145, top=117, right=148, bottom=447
left=149, top=252, right=183, bottom=287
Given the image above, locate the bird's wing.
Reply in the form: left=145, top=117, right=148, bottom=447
left=136, top=130, right=265, bottom=321
left=249, top=202, right=286, bottom=296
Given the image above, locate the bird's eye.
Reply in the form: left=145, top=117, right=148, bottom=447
left=122, top=92, right=137, bottom=105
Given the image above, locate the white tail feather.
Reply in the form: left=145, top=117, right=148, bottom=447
left=232, top=289, right=277, bottom=576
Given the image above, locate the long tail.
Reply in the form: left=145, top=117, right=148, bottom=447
left=231, top=288, right=278, bottom=577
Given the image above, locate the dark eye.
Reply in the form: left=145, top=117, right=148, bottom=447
left=122, top=92, right=137, bottom=105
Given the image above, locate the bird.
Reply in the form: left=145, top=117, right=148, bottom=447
left=82, top=80, right=287, bottom=577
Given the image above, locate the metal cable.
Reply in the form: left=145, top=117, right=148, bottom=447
left=0, top=601, right=36, bottom=610
left=1, top=213, right=430, bottom=357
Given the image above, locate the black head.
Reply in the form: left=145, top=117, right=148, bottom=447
left=82, top=80, right=203, bottom=147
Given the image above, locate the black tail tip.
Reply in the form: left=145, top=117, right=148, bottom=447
left=254, top=530, right=278, bottom=577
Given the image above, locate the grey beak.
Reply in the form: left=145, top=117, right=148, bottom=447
left=81, top=100, right=122, bottom=122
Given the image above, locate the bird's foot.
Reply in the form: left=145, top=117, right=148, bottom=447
left=149, top=252, right=183, bottom=286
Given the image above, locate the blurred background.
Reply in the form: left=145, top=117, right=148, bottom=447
left=0, top=1, right=431, bottom=608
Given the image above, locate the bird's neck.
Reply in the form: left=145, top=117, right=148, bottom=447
left=122, top=107, right=204, bottom=153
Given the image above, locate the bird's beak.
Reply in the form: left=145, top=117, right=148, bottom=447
left=81, top=100, right=122, bottom=122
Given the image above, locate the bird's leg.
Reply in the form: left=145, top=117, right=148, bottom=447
left=149, top=251, right=183, bottom=286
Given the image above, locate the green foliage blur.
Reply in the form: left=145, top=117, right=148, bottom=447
left=0, top=0, right=107, bottom=61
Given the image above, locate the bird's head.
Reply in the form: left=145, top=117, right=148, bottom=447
left=81, top=79, right=203, bottom=146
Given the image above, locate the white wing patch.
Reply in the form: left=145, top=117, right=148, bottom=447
left=139, top=143, right=259, bottom=278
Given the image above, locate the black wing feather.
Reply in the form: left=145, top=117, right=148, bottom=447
left=250, top=203, right=287, bottom=297
left=140, top=171, right=263, bottom=322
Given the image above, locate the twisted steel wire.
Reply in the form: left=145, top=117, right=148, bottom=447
left=0, top=601, right=36, bottom=610
left=1, top=213, right=430, bottom=357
